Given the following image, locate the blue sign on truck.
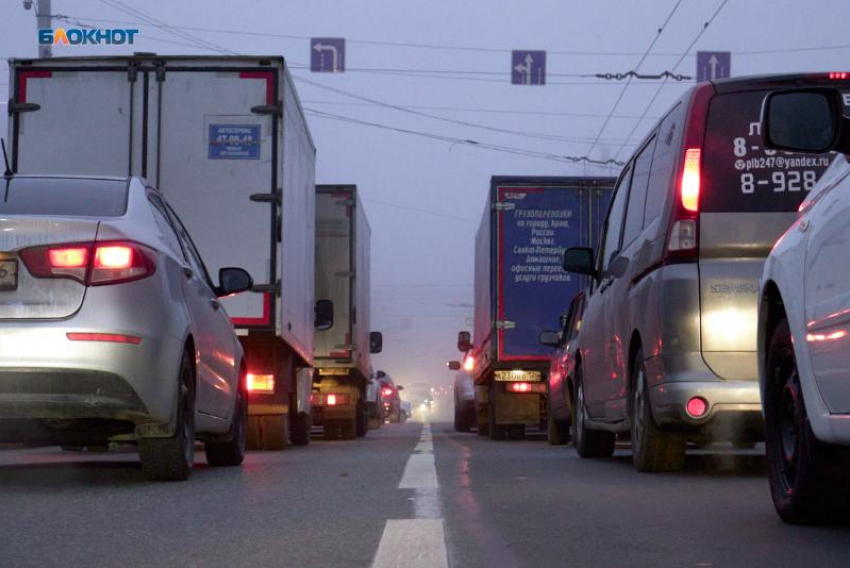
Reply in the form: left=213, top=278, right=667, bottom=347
left=208, top=124, right=261, bottom=160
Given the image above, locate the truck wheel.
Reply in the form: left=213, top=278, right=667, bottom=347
left=573, top=365, right=615, bottom=458
left=140, top=350, right=195, bottom=482
left=765, top=318, right=850, bottom=524
left=630, top=348, right=686, bottom=472
left=488, top=385, right=508, bottom=441
left=548, top=411, right=570, bottom=446
left=457, top=403, right=473, bottom=433
left=356, top=402, right=368, bottom=437
left=508, top=424, right=526, bottom=440
left=290, top=413, right=311, bottom=446
left=368, top=402, right=382, bottom=430
left=206, top=385, right=247, bottom=467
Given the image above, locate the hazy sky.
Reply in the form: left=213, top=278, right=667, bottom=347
left=2, top=0, right=849, bottom=390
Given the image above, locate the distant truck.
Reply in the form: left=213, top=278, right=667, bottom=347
left=312, top=185, right=382, bottom=439
left=465, top=176, right=614, bottom=440
left=7, top=55, right=319, bottom=450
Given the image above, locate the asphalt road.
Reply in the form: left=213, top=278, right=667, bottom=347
left=1, top=409, right=849, bottom=567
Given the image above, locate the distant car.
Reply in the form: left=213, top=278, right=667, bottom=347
left=758, top=88, right=850, bottom=524
left=0, top=175, right=253, bottom=481
left=562, top=73, right=848, bottom=472
left=377, top=371, right=403, bottom=423
left=540, top=292, right=585, bottom=445
left=399, top=400, right=411, bottom=422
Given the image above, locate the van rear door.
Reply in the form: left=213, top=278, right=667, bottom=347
left=698, top=89, right=836, bottom=379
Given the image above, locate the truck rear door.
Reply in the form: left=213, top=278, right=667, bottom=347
left=495, top=185, right=585, bottom=361
left=11, top=65, right=135, bottom=176
left=154, top=67, right=278, bottom=327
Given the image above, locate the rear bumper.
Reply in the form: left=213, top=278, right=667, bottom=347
left=647, top=352, right=763, bottom=438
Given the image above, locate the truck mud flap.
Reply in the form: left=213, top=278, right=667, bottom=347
left=247, top=414, right=288, bottom=451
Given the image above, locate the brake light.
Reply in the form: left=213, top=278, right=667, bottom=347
left=20, top=241, right=156, bottom=286
left=49, top=247, right=88, bottom=268
left=828, top=72, right=849, bottom=80
left=463, top=355, right=475, bottom=371
left=327, top=394, right=337, bottom=406
left=382, top=387, right=394, bottom=397
left=311, top=393, right=351, bottom=406
left=506, top=382, right=546, bottom=393
left=686, top=396, right=708, bottom=418
left=247, top=373, right=275, bottom=394
left=680, top=149, right=701, bottom=212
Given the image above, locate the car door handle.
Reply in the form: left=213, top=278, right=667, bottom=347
left=210, top=299, right=221, bottom=311
left=182, top=266, right=194, bottom=279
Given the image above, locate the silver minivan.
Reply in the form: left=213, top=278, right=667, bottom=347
left=563, top=73, right=849, bottom=472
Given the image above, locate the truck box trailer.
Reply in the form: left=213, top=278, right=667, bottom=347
left=7, top=55, right=317, bottom=449
left=313, top=185, right=382, bottom=439
left=469, top=176, right=614, bottom=440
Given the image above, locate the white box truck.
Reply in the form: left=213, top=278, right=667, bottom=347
left=313, top=185, right=382, bottom=439
left=7, top=55, right=317, bottom=449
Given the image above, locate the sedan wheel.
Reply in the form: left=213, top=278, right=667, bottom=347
left=573, top=366, right=615, bottom=458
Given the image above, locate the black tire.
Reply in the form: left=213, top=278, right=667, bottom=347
left=356, top=400, right=368, bottom=437
left=206, top=384, right=247, bottom=467
left=453, top=398, right=460, bottom=431
left=290, top=408, right=312, bottom=447
left=548, top=409, right=570, bottom=446
left=508, top=424, right=526, bottom=440
left=630, top=347, right=686, bottom=472
left=573, top=365, right=615, bottom=458
left=140, top=350, right=195, bottom=482
left=488, top=384, right=508, bottom=441
left=765, top=318, right=850, bottom=524
left=456, top=401, right=473, bottom=433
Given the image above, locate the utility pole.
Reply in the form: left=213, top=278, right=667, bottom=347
left=24, top=0, right=52, bottom=58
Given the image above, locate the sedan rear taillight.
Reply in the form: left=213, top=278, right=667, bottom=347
left=20, top=241, right=156, bottom=286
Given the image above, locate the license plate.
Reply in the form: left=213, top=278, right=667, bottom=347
left=0, top=260, right=18, bottom=291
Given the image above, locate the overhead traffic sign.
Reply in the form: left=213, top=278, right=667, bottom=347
left=512, top=50, right=546, bottom=85
left=696, top=51, right=731, bottom=82
left=311, top=38, right=345, bottom=72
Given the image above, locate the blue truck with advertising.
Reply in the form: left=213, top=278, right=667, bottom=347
left=462, top=176, right=614, bottom=440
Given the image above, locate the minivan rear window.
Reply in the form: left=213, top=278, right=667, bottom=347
left=0, top=178, right=128, bottom=217
left=701, top=90, right=837, bottom=213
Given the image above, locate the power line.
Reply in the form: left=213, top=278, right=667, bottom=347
left=586, top=0, right=684, bottom=157
left=46, top=14, right=850, bottom=58
left=611, top=0, right=730, bottom=161
left=363, top=198, right=478, bottom=223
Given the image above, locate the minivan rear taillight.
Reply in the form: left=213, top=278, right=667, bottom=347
left=20, top=241, right=156, bottom=286
left=664, top=84, right=713, bottom=262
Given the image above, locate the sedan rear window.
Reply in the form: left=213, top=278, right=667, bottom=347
left=0, top=178, right=128, bottom=217
left=701, top=90, right=840, bottom=213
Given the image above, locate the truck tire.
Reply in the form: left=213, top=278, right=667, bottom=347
left=573, top=365, right=615, bottom=458
left=368, top=402, right=382, bottom=430
left=548, top=411, right=570, bottom=446
left=456, top=402, right=473, bottom=433
left=140, top=351, right=195, bottom=482
left=356, top=401, right=368, bottom=437
left=290, top=412, right=311, bottom=446
left=630, top=348, right=686, bottom=472
left=765, top=318, right=850, bottom=524
left=488, top=384, right=508, bottom=441
left=508, top=424, right=526, bottom=440
left=206, top=385, right=247, bottom=467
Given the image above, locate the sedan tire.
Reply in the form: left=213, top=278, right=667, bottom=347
left=765, top=318, right=850, bottom=524
left=573, top=365, right=615, bottom=458
left=205, top=385, right=247, bottom=467
left=140, top=350, right=195, bottom=482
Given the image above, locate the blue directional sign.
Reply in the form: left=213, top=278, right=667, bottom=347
left=512, top=50, right=546, bottom=85
left=311, top=38, right=345, bottom=73
left=696, top=51, right=731, bottom=82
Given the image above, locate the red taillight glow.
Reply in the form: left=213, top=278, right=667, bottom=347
left=829, top=72, right=849, bottom=80
left=686, top=397, right=708, bottom=418
left=94, top=245, right=133, bottom=269
left=20, top=241, right=155, bottom=286
left=66, top=332, right=142, bottom=345
left=327, top=393, right=337, bottom=406
left=680, top=148, right=701, bottom=212
left=507, top=382, right=546, bottom=393
left=49, top=247, right=88, bottom=268
left=463, top=356, right=475, bottom=371
left=382, top=387, right=394, bottom=396
left=247, top=373, right=275, bottom=394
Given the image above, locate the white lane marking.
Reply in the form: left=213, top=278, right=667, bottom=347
left=372, top=422, right=449, bottom=568
left=371, top=519, right=449, bottom=568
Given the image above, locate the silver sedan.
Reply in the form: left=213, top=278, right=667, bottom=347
left=0, top=175, right=253, bottom=481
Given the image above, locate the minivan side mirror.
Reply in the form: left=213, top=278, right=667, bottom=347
left=457, top=331, right=471, bottom=352
left=539, top=330, right=561, bottom=348
left=763, top=88, right=849, bottom=154
left=216, top=267, right=253, bottom=297
left=447, top=361, right=461, bottom=371
left=563, top=247, right=597, bottom=278
left=396, top=385, right=404, bottom=391
left=370, top=331, right=383, bottom=354
left=315, top=299, right=334, bottom=331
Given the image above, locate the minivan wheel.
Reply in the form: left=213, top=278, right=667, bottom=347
left=573, top=365, right=615, bottom=458
left=140, top=350, right=195, bottom=482
left=765, top=318, right=850, bottom=524
left=630, top=348, right=686, bottom=473
left=547, top=398, right=570, bottom=446
left=206, top=385, right=247, bottom=467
